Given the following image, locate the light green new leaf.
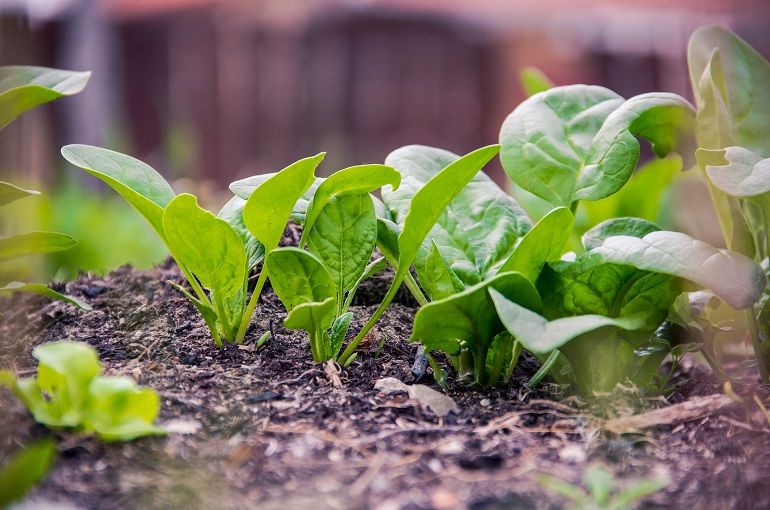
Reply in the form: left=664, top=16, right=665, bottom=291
left=706, top=146, right=770, bottom=198
left=0, top=439, right=56, bottom=508
left=243, top=154, right=324, bottom=251
left=688, top=25, right=770, bottom=156
left=301, top=164, right=401, bottom=246
left=582, top=218, right=661, bottom=251
left=84, top=376, right=166, bottom=441
left=0, top=180, right=39, bottom=206
left=61, top=145, right=175, bottom=239
left=218, top=196, right=265, bottom=271
left=307, top=193, right=377, bottom=300
left=410, top=272, right=541, bottom=361
left=0, top=66, right=90, bottom=130
left=330, top=311, right=354, bottom=359
left=491, top=288, right=647, bottom=354
left=284, top=297, right=337, bottom=362
left=163, top=194, right=246, bottom=299
left=582, top=231, right=765, bottom=310
left=0, top=282, right=92, bottom=310
left=496, top=206, right=573, bottom=282
left=519, top=66, right=555, bottom=97
left=266, top=247, right=335, bottom=311
left=384, top=145, right=531, bottom=288
left=0, top=231, right=76, bottom=262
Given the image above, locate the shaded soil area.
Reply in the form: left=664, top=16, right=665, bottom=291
left=2, top=257, right=770, bottom=509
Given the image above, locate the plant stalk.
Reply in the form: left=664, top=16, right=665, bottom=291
left=235, top=268, right=269, bottom=344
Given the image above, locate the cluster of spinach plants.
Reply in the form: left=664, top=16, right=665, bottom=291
left=0, top=340, right=165, bottom=441
left=0, top=66, right=92, bottom=311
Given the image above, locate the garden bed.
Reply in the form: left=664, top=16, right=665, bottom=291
left=2, top=255, right=769, bottom=510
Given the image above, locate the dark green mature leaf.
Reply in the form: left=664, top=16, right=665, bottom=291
left=0, top=66, right=90, bottom=129
left=0, top=231, right=76, bottom=262
left=301, top=164, right=401, bottom=244
left=384, top=145, right=531, bottom=291
left=577, top=231, right=765, bottom=310
left=582, top=218, right=661, bottom=251
left=266, top=247, right=335, bottom=311
left=0, top=439, right=56, bottom=508
left=500, top=86, right=695, bottom=207
left=84, top=377, right=165, bottom=441
left=306, top=194, right=377, bottom=300
left=218, top=196, right=265, bottom=271
left=61, top=145, right=176, bottom=238
left=243, top=154, right=324, bottom=251
left=0, top=282, right=92, bottom=310
left=163, top=194, right=246, bottom=299
left=519, top=66, right=555, bottom=97
left=491, top=288, right=646, bottom=353
left=0, top=181, right=39, bottom=206
left=688, top=25, right=770, bottom=156
left=496, top=207, right=572, bottom=282
left=706, top=146, right=770, bottom=198
left=410, top=272, right=541, bottom=360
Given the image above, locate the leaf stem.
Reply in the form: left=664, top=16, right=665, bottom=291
left=235, top=268, right=269, bottom=344
left=744, top=308, right=770, bottom=383
left=404, top=272, right=428, bottom=307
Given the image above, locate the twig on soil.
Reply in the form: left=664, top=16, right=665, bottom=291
left=604, top=394, right=739, bottom=434
left=274, top=368, right=324, bottom=385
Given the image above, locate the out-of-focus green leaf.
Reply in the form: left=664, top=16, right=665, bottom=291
left=0, top=181, right=39, bottom=206
left=0, top=439, right=57, bottom=507
left=0, top=282, right=92, bottom=310
left=519, top=66, right=555, bottom=97
left=0, top=231, right=76, bottom=263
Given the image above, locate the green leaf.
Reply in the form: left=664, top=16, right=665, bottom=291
left=688, top=25, right=770, bottom=155
left=243, top=154, right=324, bottom=252
left=500, top=85, right=695, bottom=207
left=410, top=272, right=541, bottom=378
left=496, top=206, right=573, bottom=282
left=492, top=287, right=646, bottom=354
left=84, top=376, right=166, bottom=441
left=519, top=66, right=555, bottom=97
left=306, top=193, right=377, bottom=302
left=0, top=66, right=90, bottom=129
left=284, top=297, right=337, bottom=361
left=61, top=145, right=175, bottom=239
left=218, top=196, right=265, bottom=271
left=706, top=146, right=770, bottom=198
left=330, top=312, right=354, bottom=359
left=583, top=466, right=613, bottom=507
left=0, top=231, right=76, bottom=262
left=582, top=218, right=661, bottom=251
left=230, top=176, right=322, bottom=224
left=0, top=282, right=92, bottom=310
left=0, top=180, right=39, bottom=206
left=266, top=247, right=336, bottom=311
left=384, top=145, right=531, bottom=288
left=580, top=231, right=766, bottom=310
left=420, top=239, right=467, bottom=301
left=301, top=164, right=401, bottom=245
left=163, top=194, right=246, bottom=299
left=343, top=256, right=388, bottom=312
left=0, top=439, right=56, bottom=508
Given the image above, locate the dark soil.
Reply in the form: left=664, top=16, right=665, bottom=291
left=2, top=249, right=770, bottom=509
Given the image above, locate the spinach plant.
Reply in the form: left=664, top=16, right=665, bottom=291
left=0, top=439, right=56, bottom=507
left=686, top=25, right=770, bottom=382
left=265, top=164, right=400, bottom=362
left=0, top=66, right=92, bottom=310
left=62, top=145, right=323, bottom=346
left=0, top=340, right=165, bottom=441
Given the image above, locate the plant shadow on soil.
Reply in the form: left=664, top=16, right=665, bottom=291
left=1, top=227, right=770, bottom=510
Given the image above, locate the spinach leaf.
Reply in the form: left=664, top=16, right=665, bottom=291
left=0, top=440, right=56, bottom=508
left=0, top=66, right=90, bottom=129
left=266, top=247, right=335, bottom=310
left=217, top=196, right=265, bottom=272
left=582, top=218, right=661, bottom=251
left=0, top=231, right=77, bottom=262
left=0, top=181, right=39, bottom=206
left=0, top=282, right=91, bottom=310
left=284, top=297, right=338, bottom=362
left=519, top=66, right=555, bottom=97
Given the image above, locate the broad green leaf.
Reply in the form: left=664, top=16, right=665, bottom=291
left=0, top=180, right=39, bottom=206
left=84, top=376, right=166, bottom=441
left=243, top=154, right=324, bottom=251
left=410, top=272, right=541, bottom=366
left=376, top=218, right=401, bottom=264
left=582, top=218, right=661, bottom=251
left=306, top=193, right=377, bottom=300
left=0, top=439, right=56, bottom=508
left=61, top=145, right=175, bottom=239
left=266, top=247, right=335, bottom=311
left=420, top=239, right=466, bottom=301
left=343, top=256, right=388, bottom=312
left=500, top=85, right=624, bottom=207
left=706, top=146, right=770, bottom=198
left=491, top=288, right=647, bottom=353
left=581, top=231, right=765, bottom=310
left=496, top=206, right=573, bottom=282
left=0, top=66, right=90, bottom=129
left=330, top=312, right=354, bottom=359
left=218, top=196, right=265, bottom=271
left=0, top=282, right=92, bottom=310
left=284, top=297, right=337, bottom=361
left=688, top=25, right=770, bottom=156
left=163, top=194, right=246, bottom=298
left=0, top=231, right=76, bottom=262
left=230, top=176, right=322, bottom=221
left=500, top=86, right=695, bottom=207
left=301, top=164, right=401, bottom=245
left=519, top=66, right=554, bottom=97
left=384, top=145, right=531, bottom=287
